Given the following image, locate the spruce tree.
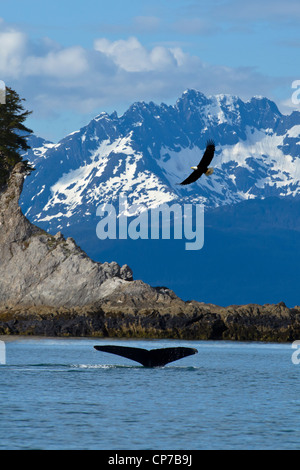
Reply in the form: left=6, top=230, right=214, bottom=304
left=0, top=86, right=34, bottom=187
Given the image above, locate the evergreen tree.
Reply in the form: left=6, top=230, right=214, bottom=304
left=0, top=87, right=34, bottom=187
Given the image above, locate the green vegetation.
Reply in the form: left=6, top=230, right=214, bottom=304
left=0, top=86, right=34, bottom=187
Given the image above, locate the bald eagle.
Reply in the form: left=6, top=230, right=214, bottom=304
left=179, top=139, right=215, bottom=185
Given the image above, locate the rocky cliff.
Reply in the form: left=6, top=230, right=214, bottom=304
left=0, top=163, right=300, bottom=342
left=0, top=162, right=134, bottom=307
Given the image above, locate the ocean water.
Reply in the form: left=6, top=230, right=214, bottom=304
left=0, top=336, right=299, bottom=450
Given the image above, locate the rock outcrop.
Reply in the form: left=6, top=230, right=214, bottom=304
left=1, top=163, right=300, bottom=342
left=1, top=299, right=300, bottom=342
left=0, top=162, right=134, bottom=308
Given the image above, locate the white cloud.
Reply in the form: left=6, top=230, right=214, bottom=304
left=0, top=20, right=285, bottom=140
left=94, top=37, right=178, bottom=72
left=24, top=46, right=88, bottom=78
left=0, top=27, right=27, bottom=78
left=94, top=37, right=151, bottom=72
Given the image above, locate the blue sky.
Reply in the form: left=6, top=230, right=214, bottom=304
left=1, top=0, right=299, bottom=141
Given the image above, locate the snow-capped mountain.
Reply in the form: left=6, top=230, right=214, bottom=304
left=20, top=89, right=300, bottom=233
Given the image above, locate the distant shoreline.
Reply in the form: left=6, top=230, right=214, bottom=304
left=1, top=301, right=299, bottom=343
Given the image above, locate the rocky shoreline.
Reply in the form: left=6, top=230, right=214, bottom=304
left=0, top=162, right=299, bottom=343
left=1, top=300, right=300, bottom=342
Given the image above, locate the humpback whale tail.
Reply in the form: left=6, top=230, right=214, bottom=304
left=94, top=345, right=198, bottom=367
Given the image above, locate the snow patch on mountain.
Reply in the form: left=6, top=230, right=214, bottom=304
left=287, top=125, right=300, bottom=139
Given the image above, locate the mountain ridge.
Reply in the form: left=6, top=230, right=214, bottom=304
left=20, top=89, right=300, bottom=234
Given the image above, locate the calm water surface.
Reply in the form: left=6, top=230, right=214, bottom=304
left=0, top=336, right=299, bottom=450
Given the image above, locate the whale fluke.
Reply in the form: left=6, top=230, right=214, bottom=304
left=94, top=345, right=198, bottom=367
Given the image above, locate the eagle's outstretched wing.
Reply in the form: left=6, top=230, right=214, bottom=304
left=179, top=169, right=204, bottom=185
left=198, top=139, right=215, bottom=170
left=94, top=345, right=198, bottom=367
